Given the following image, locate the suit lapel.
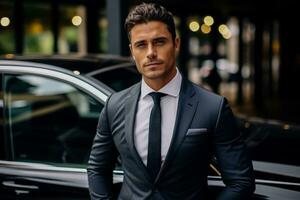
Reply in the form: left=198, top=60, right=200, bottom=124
left=124, top=83, right=151, bottom=180
left=157, top=79, right=198, bottom=180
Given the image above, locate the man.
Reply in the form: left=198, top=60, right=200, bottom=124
left=87, top=3, right=255, bottom=200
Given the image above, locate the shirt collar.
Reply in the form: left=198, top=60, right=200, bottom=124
left=141, top=68, right=182, bottom=99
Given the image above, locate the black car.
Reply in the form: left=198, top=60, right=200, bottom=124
left=0, top=55, right=299, bottom=200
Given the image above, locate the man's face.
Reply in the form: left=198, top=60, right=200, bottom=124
left=129, top=21, right=180, bottom=86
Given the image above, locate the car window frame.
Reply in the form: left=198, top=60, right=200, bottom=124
left=0, top=61, right=110, bottom=165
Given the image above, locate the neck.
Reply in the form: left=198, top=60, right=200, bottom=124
left=144, top=68, right=177, bottom=91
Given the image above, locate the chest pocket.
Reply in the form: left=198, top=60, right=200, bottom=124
left=184, top=128, right=209, bottom=144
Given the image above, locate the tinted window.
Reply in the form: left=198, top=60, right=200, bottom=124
left=0, top=75, right=4, bottom=159
left=93, top=67, right=141, bottom=91
left=3, top=74, right=103, bottom=166
left=239, top=118, right=300, bottom=166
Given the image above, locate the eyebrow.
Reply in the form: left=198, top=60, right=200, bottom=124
left=133, top=40, right=146, bottom=47
left=153, top=37, right=168, bottom=42
left=132, top=36, right=168, bottom=46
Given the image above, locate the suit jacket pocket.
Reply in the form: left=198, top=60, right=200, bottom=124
left=184, top=128, right=209, bottom=144
left=186, top=128, right=208, bottom=136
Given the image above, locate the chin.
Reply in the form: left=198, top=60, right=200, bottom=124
left=144, top=71, right=164, bottom=79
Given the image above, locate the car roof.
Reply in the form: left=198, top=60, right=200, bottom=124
left=0, top=59, right=115, bottom=97
left=0, top=53, right=135, bottom=75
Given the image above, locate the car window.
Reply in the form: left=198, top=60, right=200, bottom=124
left=238, top=117, right=300, bottom=166
left=3, top=74, right=103, bottom=167
left=0, top=75, right=4, bottom=159
left=92, top=67, right=141, bottom=91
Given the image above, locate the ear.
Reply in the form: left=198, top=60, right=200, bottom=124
left=174, top=37, right=180, bottom=54
left=129, top=44, right=135, bottom=60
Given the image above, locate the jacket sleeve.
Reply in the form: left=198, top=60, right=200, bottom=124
left=214, top=98, right=255, bottom=200
left=87, top=96, right=118, bottom=200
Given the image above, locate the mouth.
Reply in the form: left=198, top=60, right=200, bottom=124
left=144, top=61, right=163, bottom=67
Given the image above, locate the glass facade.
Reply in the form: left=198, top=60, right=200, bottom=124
left=0, top=0, right=298, bottom=124
left=0, top=1, right=14, bottom=54
left=59, top=5, right=86, bottom=53
left=23, top=2, right=53, bottom=54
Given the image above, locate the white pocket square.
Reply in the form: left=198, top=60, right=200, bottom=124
left=186, top=128, right=208, bottom=136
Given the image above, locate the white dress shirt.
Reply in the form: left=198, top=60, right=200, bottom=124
left=134, top=69, right=182, bottom=166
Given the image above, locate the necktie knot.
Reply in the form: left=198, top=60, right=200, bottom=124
left=149, top=92, right=166, bottom=104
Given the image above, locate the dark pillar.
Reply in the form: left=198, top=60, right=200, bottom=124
left=86, top=0, right=100, bottom=53
left=278, top=10, right=300, bottom=123
left=278, top=15, right=300, bottom=100
left=178, top=14, right=189, bottom=77
left=14, top=0, right=24, bottom=54
left=106, top=0, right=130, bottom=56
left=237, top=18, right=244, bottom=104
left=253, top=17, right=263, bottom=108
left=209, top=16, right=221, bottom=94
left=51, top=1, right=59, bottom=53
left=267, top=22, right=274, bottom=97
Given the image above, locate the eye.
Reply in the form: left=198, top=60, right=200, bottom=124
left=137, top=44, right=145, bottom=48
left=154, top=39, right=166, bottom=46
left=135, top=42, right=146, bottom=49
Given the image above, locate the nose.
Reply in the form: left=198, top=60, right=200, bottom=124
left=146, top=44, right=157, bottom=60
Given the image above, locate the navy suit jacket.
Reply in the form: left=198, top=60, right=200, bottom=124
left=87, top=78, right=255, bottom=200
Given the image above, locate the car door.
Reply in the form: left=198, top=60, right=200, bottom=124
left=0, top=63, right=114, bottom=200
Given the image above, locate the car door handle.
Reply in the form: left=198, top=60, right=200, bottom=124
left=2, top=180, right=39, bottom=190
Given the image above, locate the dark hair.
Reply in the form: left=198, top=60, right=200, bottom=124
left=124, top=3, right=176, bottom=42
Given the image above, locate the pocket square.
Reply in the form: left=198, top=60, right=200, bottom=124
left=186, top=128, right=208, bottom=136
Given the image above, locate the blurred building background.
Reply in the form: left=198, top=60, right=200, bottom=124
left=0, top=0, right=299, bottom=124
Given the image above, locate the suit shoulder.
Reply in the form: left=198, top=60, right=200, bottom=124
left=107, top=82, right=140, bottom=106
left=191, top=81, right=224, bottom=102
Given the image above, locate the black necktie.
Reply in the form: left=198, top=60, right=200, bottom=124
left=147, top=92, right=166, bottom=179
